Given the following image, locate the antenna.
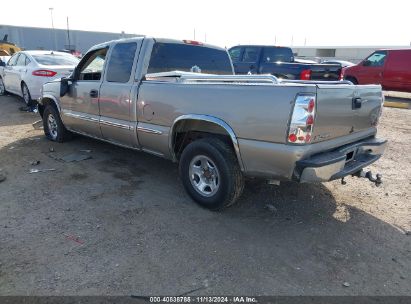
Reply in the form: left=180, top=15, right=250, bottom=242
left=67, top=17, right=71, bottom=50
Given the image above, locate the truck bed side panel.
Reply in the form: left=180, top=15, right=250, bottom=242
left=137, top=82, right=313, bottom=145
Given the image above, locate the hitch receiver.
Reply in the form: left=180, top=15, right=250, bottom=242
left=353, top=169, right=382, bottom=187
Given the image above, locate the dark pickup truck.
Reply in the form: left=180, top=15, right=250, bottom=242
left=228, top=45, right=342, bottom=81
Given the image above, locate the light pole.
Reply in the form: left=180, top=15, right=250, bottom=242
left=49, top=7, right=57, bottom=50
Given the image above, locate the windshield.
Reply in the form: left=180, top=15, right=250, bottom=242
left=32, top=53, right=80, bottom=66
left=147, top=42, right=233, bottom=75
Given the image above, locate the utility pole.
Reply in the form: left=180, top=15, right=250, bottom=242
left=193, top=28, right=196, bottom=40
left=49, top=8, right=57, bottom=50
left=66, top=16, right=71, bottom=50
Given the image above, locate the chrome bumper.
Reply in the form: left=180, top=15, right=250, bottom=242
left=296, top=138, right=387, bottom=183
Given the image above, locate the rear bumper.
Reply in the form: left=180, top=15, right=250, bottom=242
left=295, top=138, right=387, bottom=182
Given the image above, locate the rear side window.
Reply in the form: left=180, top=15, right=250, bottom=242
left=106, top=42, right=137, bottom=83
left=262, top=47, right=293, bottom=63
left=16, top=54, right=27, bottom=66
left=147, top=43, right=233, bottom=75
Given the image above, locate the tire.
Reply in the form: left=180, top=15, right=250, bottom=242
left=0, top=77, right=6, bottom=96
left=179, top=137, right=244, bottom=210
left=21, top=82, right=33, bottom=105
left=42, top=104, right=71, bottom=142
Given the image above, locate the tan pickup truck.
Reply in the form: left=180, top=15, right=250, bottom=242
left=38, top=37, right=387, bottom=210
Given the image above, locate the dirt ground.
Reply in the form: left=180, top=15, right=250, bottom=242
left=0, top=94, right=410, bottom=296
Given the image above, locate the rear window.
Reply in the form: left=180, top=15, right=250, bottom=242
left=32, top=53, right=79, bottom=66
left=262, top=47, right=294, bottom=63
left=147, top=42, right=233, bottom=75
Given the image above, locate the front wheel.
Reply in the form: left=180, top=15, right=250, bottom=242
left=179, top=138, right=244, bottom=210
left=42, top=105, right=71, bottom=142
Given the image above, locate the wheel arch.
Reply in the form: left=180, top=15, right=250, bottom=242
left=169, top=114, right=245, bottom=171
left=38, top=95, right=61, bottom=118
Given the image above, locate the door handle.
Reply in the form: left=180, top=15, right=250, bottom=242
left=352, top=97, right=362, bottom=109
left=89, top=89, right=99, bottom=98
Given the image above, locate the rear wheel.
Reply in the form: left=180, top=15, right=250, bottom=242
left=0, top=77, right=6, bottom=95
left=179, top=138, right=244, bottom=210
left=21, top=82, right=32, bottom=105
left=42, top=104, right=71, bottom=142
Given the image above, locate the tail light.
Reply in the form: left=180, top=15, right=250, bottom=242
left=300, top=69, right=311, bottom=80
left=287, top=94, right=316, bottom=144
left=32, top=70, right=57, bottom=77
left=339, top=67, right=346, bottom=81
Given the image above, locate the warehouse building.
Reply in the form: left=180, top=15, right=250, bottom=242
left=0, top=24, right=140, bottom=53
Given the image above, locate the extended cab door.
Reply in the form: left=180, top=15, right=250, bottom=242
left=99, top=40, right=142, bottom=147
left=60, top=47, right=108, bottom=138
left=356, top=51, right=386, bottom=85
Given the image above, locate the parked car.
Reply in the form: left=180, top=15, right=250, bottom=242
left=228, top=45, right=342, bottom=81
left=38, top=37, right=386, bottom=210
left=343, top=49, right=411, bottom=92
left=322, top=59, right=355, bottom=68
left=0, top=50, right=79, bottom=104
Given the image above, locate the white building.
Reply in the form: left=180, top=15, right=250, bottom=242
left=292, top=46, right=411, bottom=63
left=0, top=24, right=141, bottom=53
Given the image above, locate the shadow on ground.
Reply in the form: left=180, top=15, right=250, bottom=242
left=0, top=131, right=409, bottom=296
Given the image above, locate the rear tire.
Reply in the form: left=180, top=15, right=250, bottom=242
left=21, top=82, right=33, bottom=105
left=42, top=104, right=71, bottom=142
left=179, top=138, right=244, bottom=210
left=0, top=77, right=6, bottom=95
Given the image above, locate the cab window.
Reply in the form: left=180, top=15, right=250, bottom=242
left=106, top=42, right=137, bottom=83
left=77, top=48, right=108, bottom=81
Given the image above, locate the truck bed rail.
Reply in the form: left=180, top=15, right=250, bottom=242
left=145, top=71, right=279, bottom=84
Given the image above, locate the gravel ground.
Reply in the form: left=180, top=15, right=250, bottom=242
left=0, top=94, right=410, bottom=296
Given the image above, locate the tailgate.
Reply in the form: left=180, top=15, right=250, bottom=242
left=309, top=64, right=341, bottom=81
left=311, top=84, right=383, bottom=143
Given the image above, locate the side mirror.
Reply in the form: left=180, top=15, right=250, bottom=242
left=363, top=60, right=371, bottom=67
left=0, top=61, right=5, bottom=67
left=60, top=77, right=73, bottom=97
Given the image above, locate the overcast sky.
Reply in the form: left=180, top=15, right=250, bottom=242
left=2, top=0, right=410, bottom=48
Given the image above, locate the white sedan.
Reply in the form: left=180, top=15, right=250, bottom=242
left=0, top=51, right=79, bottom=105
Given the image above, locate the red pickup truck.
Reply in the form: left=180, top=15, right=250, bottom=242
left=343, top=49, right=411, bottom=93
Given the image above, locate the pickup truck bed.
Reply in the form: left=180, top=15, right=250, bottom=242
left=38, top=37, right=386, bottom=210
